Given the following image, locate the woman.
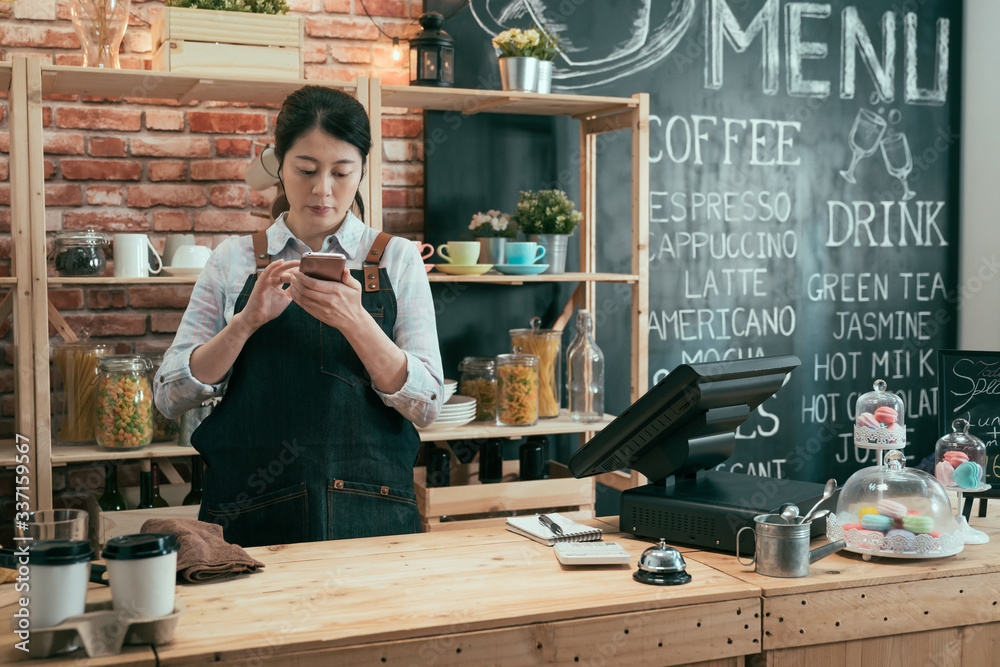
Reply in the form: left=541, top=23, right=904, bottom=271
left=154, top=86, right=443, bottom=547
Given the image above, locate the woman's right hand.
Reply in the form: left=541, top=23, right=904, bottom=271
left=236, top=259, right=299, bottom=333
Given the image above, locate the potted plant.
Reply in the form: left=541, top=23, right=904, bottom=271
left=511, top=189, right=582, bottom=274
left=468, top=209, right=517, bottom=264
left=492, top=25, right=561, bottom=94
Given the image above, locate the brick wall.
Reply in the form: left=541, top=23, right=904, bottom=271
left=0, top=0, right=428, bottom=512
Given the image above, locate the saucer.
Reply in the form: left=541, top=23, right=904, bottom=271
left=494, top=264, right=549, bottom=276
left=161, top=266, right=204, bottom=277
left=434, top=264, right=493, bottom=276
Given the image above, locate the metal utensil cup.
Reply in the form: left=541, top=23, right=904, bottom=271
left=736, top=513, right=844, bottom=578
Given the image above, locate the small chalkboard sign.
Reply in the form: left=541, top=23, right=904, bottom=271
left=938, top=350, right=1000, bottom=486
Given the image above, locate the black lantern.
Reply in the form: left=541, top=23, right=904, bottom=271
left=409, top=12, right=454, bottom=87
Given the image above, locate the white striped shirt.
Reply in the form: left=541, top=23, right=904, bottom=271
left=153, top=211, right=444, bottom=427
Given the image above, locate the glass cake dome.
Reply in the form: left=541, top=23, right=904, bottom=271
left=935, top=418, right=988, bottom=491
left=853, top=379, right=906, bottom=453
left=827, top=449, right=963, bottom=560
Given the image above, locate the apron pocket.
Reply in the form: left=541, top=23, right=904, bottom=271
left=319, top=308, right=384, bottom=385
left=327, top=478, right=420, bottom=539
left=202, top=482, right=308, bottom=548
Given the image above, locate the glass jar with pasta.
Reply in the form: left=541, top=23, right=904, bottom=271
left=510, top=317, right=561, bottom=419
left=95, top=354, right=154, bottom=451
left=53, top=338, right=110, bottom=444
left=496, top=348, right=539, bottom=426
left=458, top=356, right=497, bottom=421
left=147, top=351, right=180, bottom=442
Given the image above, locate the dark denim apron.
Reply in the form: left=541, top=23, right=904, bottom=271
left=191, top=235, right=422, bottom=548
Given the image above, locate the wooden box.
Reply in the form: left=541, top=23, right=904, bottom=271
left=86, top=483, right=199, bottom=550
left=151, top=7, right=304, bottom=80
left=413, top=460, right=595, bottom=532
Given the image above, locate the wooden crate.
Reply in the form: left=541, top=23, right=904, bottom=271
left=413, top=460, right=595, bottom=532
left=86, top=483, right=199, bottom=550
left=151, top=7, right=304, bottom=80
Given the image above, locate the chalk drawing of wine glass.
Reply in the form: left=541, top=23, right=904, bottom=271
left=880, top=132, right=916, bottom=201
left=839, top=108, right=887, bottom=184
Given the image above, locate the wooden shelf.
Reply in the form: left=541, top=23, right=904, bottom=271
left=51, top=441, right=197, bottom=465
left=416, top=410, right=613, bottom=442
left=39, top=64, right=354, bottom=105
left=0, top=277, right=17, bottom=286
left=426, top=271, right=637, bottom=284
left=47, top=276, right=200, bottom=285
left=381, top=84, right=637, bottom=118
left=0, top=439, right=19, bottom=467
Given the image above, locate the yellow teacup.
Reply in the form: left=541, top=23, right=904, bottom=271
left=436, top=241, right=481, bottom=265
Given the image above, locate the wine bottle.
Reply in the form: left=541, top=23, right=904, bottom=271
left=182, top=456, right=203, bottom=505
left=137, top=459, right=156, bottom=509
left=150, top=462, right=169, bottom=508
left=98, top=462, right=127, bottom=511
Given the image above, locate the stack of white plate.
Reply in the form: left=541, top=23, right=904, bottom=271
left=443, top=378, right=457, bottom=402
left=429, top=395, right=476, bottom=428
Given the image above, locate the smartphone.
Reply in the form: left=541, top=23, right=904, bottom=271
left=300, top=252, right=347, bottom=281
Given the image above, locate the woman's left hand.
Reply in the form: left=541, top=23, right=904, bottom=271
left=283, top=265, right=366, bottom=332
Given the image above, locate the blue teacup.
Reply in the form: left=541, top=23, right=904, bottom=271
left=505, top=242, right=546, bottom=265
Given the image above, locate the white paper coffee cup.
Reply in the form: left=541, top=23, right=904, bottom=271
left=103, top=533, right=179, bottom=619
left=27, top=540, right=93, bottom=628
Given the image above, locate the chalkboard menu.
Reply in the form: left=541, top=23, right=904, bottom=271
left=428, top=0, right=962, bottom=482
left=939, top=350, right=1000, bottom=485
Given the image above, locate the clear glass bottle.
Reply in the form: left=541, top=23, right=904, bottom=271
left=567, top=309, right=604, bottom=423
left=183, top=456, right=204, bottom=506
left=458, top=356, right=497, bottom=421
left=98, top=463, right=127, bottom=511
left=95, top=354, right=154, bottom=451
left=496, top=347, right=539, bottom=426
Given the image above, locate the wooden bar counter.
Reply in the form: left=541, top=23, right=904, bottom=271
left=5, top=514, right=1000, bottom=666
left=1, top=519, right=760, bottom=666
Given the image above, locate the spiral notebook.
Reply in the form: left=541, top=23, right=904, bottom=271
left=505, top=513, right=603, bottom=546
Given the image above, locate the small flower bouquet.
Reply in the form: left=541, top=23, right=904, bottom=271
left=511, top=190, right=582, bottom=235
left=469, top=210, right=517, bottom=238
left=492, top=25, right=561, bottom=61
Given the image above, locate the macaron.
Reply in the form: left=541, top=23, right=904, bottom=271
left=935, top=460, right=955, bottom=486
left=840, top=523, right=864, bottom=531
left=857, top=506, right=879, bottom=518
left=873, top=406, right=898, bottom=426
left=861, top=514, right=894, bottom=532
left=902, top=515, right=934, bottom=534
left=856, top=412, right=880, bottom=428
left=886, top=529, right=915, bottom=540
left=944, top=450, right=970, bottom=464
left=876, top=499, right=907, bottom=519
left=953, top=461, right=984, bottom=490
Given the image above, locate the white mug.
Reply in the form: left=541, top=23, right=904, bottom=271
left=245, top=147, right=281, bottom=191
left=113, top=234, right=162, bottom=278
left=163, top=234, right=196, bottom=266
left=171, top=244, right=211, bottom=269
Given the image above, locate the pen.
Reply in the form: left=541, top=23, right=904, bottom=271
left=539, top=514, right=564, bottom=536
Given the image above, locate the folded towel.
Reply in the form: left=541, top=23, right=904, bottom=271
left=140, top=518, right=265, bottom=583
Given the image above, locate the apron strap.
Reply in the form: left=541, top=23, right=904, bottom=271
left=252, top=231, right=270, bottom=271
left=362, top=232, right=392, bottom=292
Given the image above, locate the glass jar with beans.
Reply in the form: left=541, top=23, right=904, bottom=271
left=95, top=354, right=154, bottom=451
left=53, top=229, right=108, bottom=277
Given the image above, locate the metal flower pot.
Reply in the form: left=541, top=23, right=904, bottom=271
left=498, top=57, right=540, bottom=93
left=530, top=233, right=569, bottom=274
left=476, top=237, right=507, bottom=265
left=535, top=60, right=554, bottom=94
